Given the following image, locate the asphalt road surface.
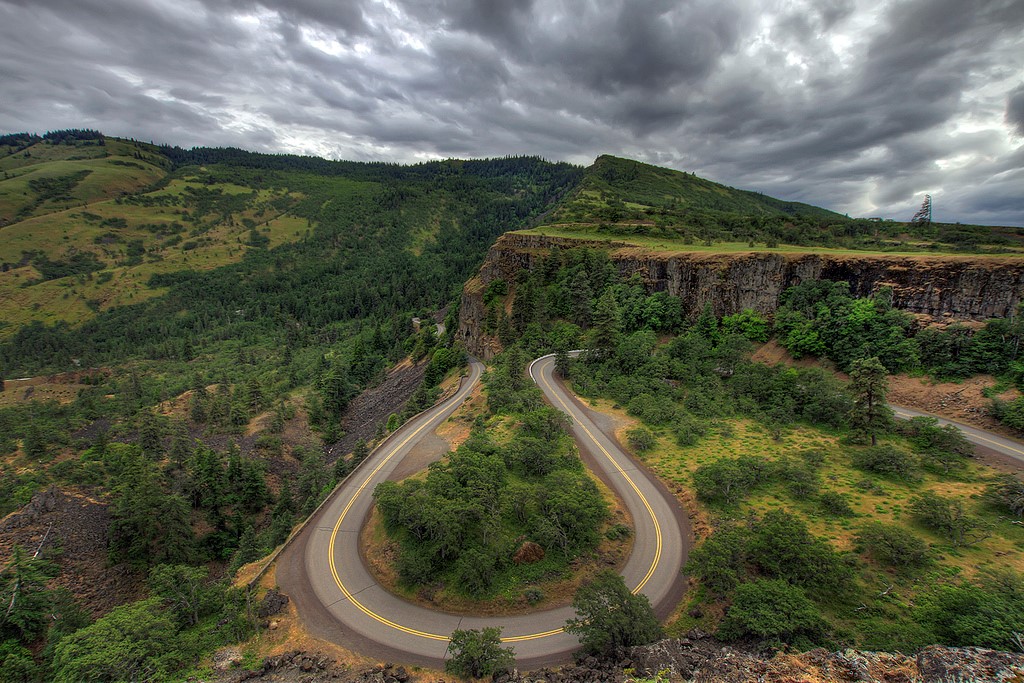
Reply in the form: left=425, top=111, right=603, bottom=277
left=280, top=356, right=688, bottom=669
left=891, top=404, right=1024, bottom=466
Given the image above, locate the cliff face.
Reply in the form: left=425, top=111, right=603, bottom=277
left=459, top=233, right=1024, bottom=359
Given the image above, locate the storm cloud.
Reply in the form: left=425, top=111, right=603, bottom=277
left=1, top=0, right=1021, bottom=224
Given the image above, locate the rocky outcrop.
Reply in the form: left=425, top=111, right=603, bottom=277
left=459, top=233, right=1024, bottom=358
left=212, top=636, right=1024, bottom=682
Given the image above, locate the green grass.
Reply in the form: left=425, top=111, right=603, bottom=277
left=516, top=226, right=1024, bottom=257
left=0, top=141, right=165, bottom=222
left=0, top=165, right=307, bottom=335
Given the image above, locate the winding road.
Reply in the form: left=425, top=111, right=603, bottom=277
left=276, top=356, right=689, bottom=670
left=275, top=351, right=1024, bottom=669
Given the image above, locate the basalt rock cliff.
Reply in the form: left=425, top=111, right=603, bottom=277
left=459, top=233, right=1024, bottom=359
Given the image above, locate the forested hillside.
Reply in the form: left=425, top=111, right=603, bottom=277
left=0, top=130, right=580, bottom=680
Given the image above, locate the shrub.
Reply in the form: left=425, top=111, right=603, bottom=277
left=692, top=457, right=763, bottom=505
left=445, top=628, right=515, bottom=679
left=746, top=510, right=850, bottom=593
left=718, top=579, right=827, bottom=643
left=777, top=459, right=820, bottom=499
left=985, top=474, right=1024, bottom=517
left=674, top=414, right=708, bottom=446
left=523, top=587, right=544, bottom=605
left=818, top=490, right=855, bottom=517
left=911, top=492, right=990, bottom=548
left=684, top=525, right=748, bottom=597
left=855, top=522, right=930, bottom=569
left=914, top=571, right=1024, bottom=650
left=565, top=570, right=662, bottom=654
left=626, top=427, right=656, bottom=453
left=850, top=444, right=918, bottom=479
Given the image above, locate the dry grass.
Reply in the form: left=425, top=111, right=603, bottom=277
left=516, top=226, right=1024, bottom=258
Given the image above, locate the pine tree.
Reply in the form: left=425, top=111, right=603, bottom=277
left=848, top=356, right=892, bottom=446
left=590, top=289, right=621, bottom=357
left=0, top=545, right=57, bottom=640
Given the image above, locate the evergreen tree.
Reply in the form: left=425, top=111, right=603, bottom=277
left=568, top=271, right=594, bottom=329
left=590, top=289, right=622, bottom=357
left=848, top=356, right=891, bottom=446
left=0, top=545, right=57, bottom=641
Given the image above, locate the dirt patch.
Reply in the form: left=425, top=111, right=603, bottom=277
left=752, top=340, right=1023, bottom=438
left=0, top=486, right=145, bottom=617
left=888, top=373, right=1019, bottom=434
left=434, top=380, right=485, bottom=449
left=750, top=339, right=837, bottom=370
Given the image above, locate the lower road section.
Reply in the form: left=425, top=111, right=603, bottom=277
left=279, top=356, right=689, bottom=670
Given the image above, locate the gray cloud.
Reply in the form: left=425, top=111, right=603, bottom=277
left=1008, top=84, right=1024, bottom=136
left=0, top=0, right=1021, bottom=224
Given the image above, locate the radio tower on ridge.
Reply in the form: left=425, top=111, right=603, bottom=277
left=911, top=194, right=932, bottom=225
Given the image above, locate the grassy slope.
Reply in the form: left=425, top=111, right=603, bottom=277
left=518, top=225, right=1024, bottom=257
left=0, top=139, right=312, bottom=335
left=591, top=398, right=1024, bottom=640
left=543, top=154, right=841, bottom=226
left=529, top=155, right=1023, bottom=256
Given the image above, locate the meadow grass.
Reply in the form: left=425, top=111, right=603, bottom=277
left=516, top=226, right=1024, bottom=258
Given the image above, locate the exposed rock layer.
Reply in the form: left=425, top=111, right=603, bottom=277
left=213, top=635, right=1024, bottom=682
left=460, top=233, right=1024, bottom=358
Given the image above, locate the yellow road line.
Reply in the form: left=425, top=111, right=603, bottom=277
left=325, top=358, right=665, bottom=646
left=536, top=364, right=663, bottom=594
left=893, top=410, right=1024, bottom=457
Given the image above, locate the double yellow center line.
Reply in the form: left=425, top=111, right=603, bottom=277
left=327, top=357, right=663, bottom=644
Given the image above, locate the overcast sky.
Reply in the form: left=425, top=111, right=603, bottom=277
left=1, top=0, right=1022, bottom=225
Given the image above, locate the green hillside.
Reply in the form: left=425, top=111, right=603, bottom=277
left=547, top=154, right=840, bottom=224
left=0, top=134, right=580, bottom=357
left=532, top=155, right=1022, bottom=253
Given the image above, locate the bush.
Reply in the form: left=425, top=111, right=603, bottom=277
left=900, top=417, right=972, bottom=475
left=626, top=427, right=656, bottom=453
left=855, top=522, right=930, bottom=569
left=692, top=457, right=765, bottom=505
left=818, top=490, right=855, bottom=517
left=445, top=628, right=515, bottom=679
left=52, top=598, right=182, bottom=683
left=911, top=492, right=990, bottom=547
left=746, top=511, right=850, bottom=593
left=628, top=393, right=677, bottom=425
left=565, top=570, right=662, bottom=654
left=674, top=414, right=708, bottom=446
left=985, top=474, right=1024, bottom=517
left=777, top=459, right=820, bottom=499
left=850, top=444, right=918, bottom=479
left=685, top=526, right=748, bottom=597
left=718, top=579, right=827, bottom=643
left=914, top=571, right=1024, bottom=650
left=523, top=587, right=544, bottom=605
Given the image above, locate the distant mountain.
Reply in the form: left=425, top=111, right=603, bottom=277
left=545, top=154, right=842, bottom=226
left=533, top=155, right=1021, bottom=251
